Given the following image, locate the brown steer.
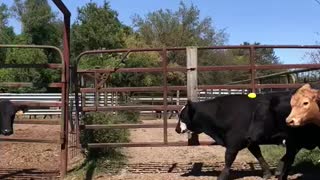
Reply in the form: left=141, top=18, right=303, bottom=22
left=286, top=83, right=320, bottom=127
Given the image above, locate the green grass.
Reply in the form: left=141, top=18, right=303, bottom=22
left=65, top=111, right=139, bottom=179
left=66, top=148, right=127, bottom=179
left=261, top=145, right=320, bottom=170
left=261, top=145, right=286, bottom=166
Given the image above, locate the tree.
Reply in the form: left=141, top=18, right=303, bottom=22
left=0, top=35, right=51, bottom=92
left=0, top=3, right=15, bottom=63
left=133, top=2, right=229, bottom=85
left=228, top=42, right=282, bottom=84
left=11, top=0, right=62, bottom=46
left=133, top=2, right=227, bottom=48
left=71, top=1, right=130, bottom=58
left=11, top=0, right=62, bottom=65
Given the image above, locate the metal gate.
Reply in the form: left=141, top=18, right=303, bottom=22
left=0, top=1, right=72, bottom=179
left=73, top=45, right=320, bottom=149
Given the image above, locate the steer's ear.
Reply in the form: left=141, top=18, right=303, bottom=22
left=300, top=83, right=311, bottom=90
left=187, top=99, right=193, bottom=105
left=15, top=105, right=28, bottom=113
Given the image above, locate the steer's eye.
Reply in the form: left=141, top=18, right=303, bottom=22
left=303, top=102, right=309, bottom=106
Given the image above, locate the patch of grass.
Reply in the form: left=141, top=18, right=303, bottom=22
left=294, top=148, right=320, bottom=166
left=261, top=145, right=320, bottom=170
left=261, top=145, right=285, bottom=166
left=66, top=148, right=127, bottom=179
left=66, top=111, right=139, bottom=179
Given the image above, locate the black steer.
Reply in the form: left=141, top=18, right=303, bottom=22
left=176, top=91, right=320, bottom=180
left=0, top=100, right=28, bottom=136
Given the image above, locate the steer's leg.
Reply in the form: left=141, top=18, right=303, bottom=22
left=218, top=148, right=238, bottom=180
left=248, top=144, right=272, bottom=179
left=275, top=145, right=299, bottom=180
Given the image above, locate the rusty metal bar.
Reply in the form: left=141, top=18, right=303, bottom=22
left=0, top=82, right=63, bottom=88
left=82, top=123, right=177, bottom=130
left=94, top=71, right=99, bottom=111
left=256, top=83, right=303, bottom=89
left=76, top=48, right=186, bottom=65
left=87, top=141, right=214, bottom=148
left=161, top=49, right=168, bottom=144
left=52, top=0, right=71, bottom=16
left=12, top=102, right=62, bottom=107
left=0, top=138, right=60, bottom=144
left=0, top=44, right=63, bottom=59
left=77, top=65, right=252, bottom=73
left=255, top=64, right=320, bottom=70
left=76, top=45, right=320, bottom=66
left=15, top=119, right=60, bottom=125
left=52, top=0, right=71, bottom=177
left=198, top=44, right=320, bottom=50
left=227, top=67, right=320, bottom=85
left=0, top=64, right=62, bottom=69
left=80, top=84, right=252, bottom=93
left=249, top=46, right=256, bottom=93
left=82, top=105, right=184, bottom=112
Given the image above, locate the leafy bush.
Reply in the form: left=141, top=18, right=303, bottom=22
left=80, top=111, right=139, bottom=158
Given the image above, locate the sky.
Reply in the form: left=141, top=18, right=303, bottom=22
left=4, top=0, right=320, bottom=64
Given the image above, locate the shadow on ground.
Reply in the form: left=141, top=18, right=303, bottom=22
left=0, top=168, right=59, bottom=179
left=180, top=162, right=320, bottom=180
left=180, top=162, right=274, bottom=179
left=290, top=161, right=320, bottom=180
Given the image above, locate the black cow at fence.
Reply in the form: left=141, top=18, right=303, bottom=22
left=176, top=91, right=320, bottom=180
left=0, top=100, right=28, bottom=136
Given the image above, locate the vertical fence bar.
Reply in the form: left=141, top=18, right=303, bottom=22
left=94, top=71, right=99, bottom=111
left=51, top=1, right=71, bottom=177
left=61, top=15, right=70, bottom=180
left=186, top=47, right=200, bottom=145
left=161, top=49, right=168, bottom=144
left=74, top=65, right=81, bottom=148
left=249, top=46, right=256, bottom=93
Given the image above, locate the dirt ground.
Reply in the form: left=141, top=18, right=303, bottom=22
left=94, top=119, right=302, bottom=180
left=0, top=119, right=306, bottom=180
left=0, top=123, right=82, bottom=179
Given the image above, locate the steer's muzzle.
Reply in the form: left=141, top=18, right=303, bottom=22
left=1, top=129, right=13, bottom=136
left=286, top=117, right=301, bottom=127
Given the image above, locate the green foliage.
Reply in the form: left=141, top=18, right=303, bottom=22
left=261, top=145, right=285, bottom=165
left=132, top=2, right=230, bottom=85
left=11, top=0, right=62, bottom=46
left=81, top=112, right=139, bottom=157
left=74, top=111, right=138, bottom=177
left=0, top=35, right=55, bottom=92
left=0, top=3, right=15, bottom=63
left=262, top=145, right=320, bottom=171
left=294, top=148, right=320, bottom=166
left=133, top=2, right=227, bottom=48
left=71, top=1, right=129, bottom=57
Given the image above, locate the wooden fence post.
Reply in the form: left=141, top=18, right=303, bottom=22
left=186, top=46, right=200, bottom=145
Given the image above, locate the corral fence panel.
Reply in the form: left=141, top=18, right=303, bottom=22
left=72, top=45, right=320, bottom=150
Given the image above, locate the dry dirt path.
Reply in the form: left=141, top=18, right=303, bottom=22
left=97, top=119, right=301, bottom=180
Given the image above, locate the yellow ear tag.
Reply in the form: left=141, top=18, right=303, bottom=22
left=248, top=93, right=257, bottom=99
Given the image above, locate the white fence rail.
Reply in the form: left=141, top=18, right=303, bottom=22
left=0, top=89, right=249, bottom=118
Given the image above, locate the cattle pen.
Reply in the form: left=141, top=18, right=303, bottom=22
left=2, top=1, right=320, bottom=179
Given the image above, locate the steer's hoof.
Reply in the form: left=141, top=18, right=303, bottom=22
left=275, top=161, right=284, bottom=176
left=263, top=171, right=272, bottom=179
